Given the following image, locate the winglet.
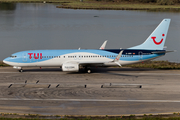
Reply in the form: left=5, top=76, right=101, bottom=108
left=113, top=50, right=124, bottom=66
left=100, top=40, right=108, bottom=49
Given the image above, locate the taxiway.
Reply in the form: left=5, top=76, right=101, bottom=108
left=0, top=67, right=180, bottom=115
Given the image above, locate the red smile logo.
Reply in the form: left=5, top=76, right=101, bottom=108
left=151, top=34, right=165, bottom=45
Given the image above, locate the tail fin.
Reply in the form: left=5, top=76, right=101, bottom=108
left=129, top=19, right=171, bottom=50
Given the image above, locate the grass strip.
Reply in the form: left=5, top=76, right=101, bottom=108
left=0, top=61, right=9, bottom=67
left=124, top=60, right=180, bottom=69
left=1, top=116, right=180, bottom=120
left=0, top=0, right=180, bottom=11
left=56, top=0, right=180, bottom=12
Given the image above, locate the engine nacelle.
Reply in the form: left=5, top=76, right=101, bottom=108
left=13, top=66, right=22, bottom=69
left=62, top=63, right=79, bottom=72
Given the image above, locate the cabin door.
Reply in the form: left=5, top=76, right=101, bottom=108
left=22, top=53, right=27, bottom=62
left=138, top=51, right=143, bottom=60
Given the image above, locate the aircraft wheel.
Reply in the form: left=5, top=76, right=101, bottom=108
left=19, top=69, right=23, bottom=73
left=87, top=69, right=91, bottom=74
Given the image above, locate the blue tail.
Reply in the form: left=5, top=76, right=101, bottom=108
left=129, top=19, right=171, bottom=50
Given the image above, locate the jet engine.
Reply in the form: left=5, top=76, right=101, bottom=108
left=62, top=63, right=79, bottom=72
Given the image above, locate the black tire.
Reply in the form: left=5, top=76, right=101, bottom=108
left=87, top=69, right=91, bottom=74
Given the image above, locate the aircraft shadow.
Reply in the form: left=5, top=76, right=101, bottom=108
left=21, top=67, right=159, bottom=74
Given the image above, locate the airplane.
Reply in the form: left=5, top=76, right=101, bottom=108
left=3, top=19, right=171, bottom=73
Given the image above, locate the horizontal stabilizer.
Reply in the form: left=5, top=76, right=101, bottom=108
left=151, top=50, right=175, bottom=54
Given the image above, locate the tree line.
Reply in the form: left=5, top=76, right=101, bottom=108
left=94, top=0, right=180, bottom=5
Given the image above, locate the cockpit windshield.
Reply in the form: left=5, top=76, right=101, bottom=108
left=10, top=55, right=17, bottom=58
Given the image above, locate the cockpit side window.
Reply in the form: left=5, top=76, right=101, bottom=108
left=10, top=55, right=17, bottom=58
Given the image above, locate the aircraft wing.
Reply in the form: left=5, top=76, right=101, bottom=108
left=112, top=50, right=124, bottom=66
left=65, top=50, right=124, bottom=66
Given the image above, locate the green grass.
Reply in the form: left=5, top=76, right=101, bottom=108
left=0, top=0, right=180, bottom=11
left=56, top=0, right=180, bottom=11
left=0, top=112, right=180, bottom=120
left=124, top=60, right=180, bottom=69
left=1, top=116, right=180, bottom=120
left=0, top=61, right=9, bottom=67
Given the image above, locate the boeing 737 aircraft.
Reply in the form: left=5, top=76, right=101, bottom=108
left=3, top=19, right=171, bottom=73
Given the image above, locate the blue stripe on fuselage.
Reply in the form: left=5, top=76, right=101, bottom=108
left=5, top=49, right=165, bottom=63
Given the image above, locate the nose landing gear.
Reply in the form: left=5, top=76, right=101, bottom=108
left=87, top=69, right=91, bottom=74
left=85, top=66, right=91, bottom=74
left=19, top=69, right=23, bottom=73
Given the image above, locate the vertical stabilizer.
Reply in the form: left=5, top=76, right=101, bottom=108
left=129, top=19, right=171, bottom=50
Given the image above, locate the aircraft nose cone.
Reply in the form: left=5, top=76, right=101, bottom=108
left=3, top=60, right=6, bottom=63
left=3, top=58, right=10, bottom=64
